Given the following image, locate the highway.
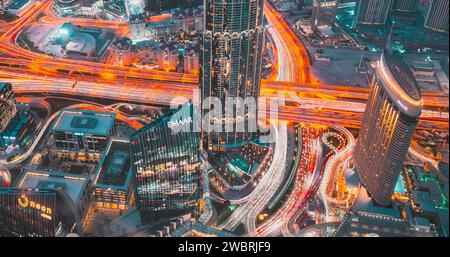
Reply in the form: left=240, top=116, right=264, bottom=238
left=0, top=0, right=197, bottom=84
left=247, top=124, right=327, bottom=237
left=0, top=0, right=448, bottom=113
left=264, top=0, right=311, bottom=83
left=317, top=128, right=354, bottom=223
left=0, top=0, right=448, bottom=238
left=3, top=77, right=447, bottom=131
left=219, top=121, right=288, bottom=232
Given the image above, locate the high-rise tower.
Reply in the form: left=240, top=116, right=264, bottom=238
left=200, top=0, right=265, bottom=150
left=130, top=103, right=202, bottom=223
left=424, top=0, right=449, bottom=34
left=354, top=47, right=422, bottom=206
left=392, top=0, right=418, bottom=12
left=354, top=0, right=392, bottom=26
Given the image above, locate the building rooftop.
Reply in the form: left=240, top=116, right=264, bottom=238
left=413, top=61, right=434, bottom=70
left=103, top=1, right=126, bottom=17
left=352, top=187, right=402, bottom=219
left=383, top=50, right=422, bottom=101
left=66, top=33, right=96, bottom=55
left=228, top=152, right=250, bottom=174
left=438, top=162, right=449, bottom=178
left=1, top=113, right=31, bottom=138
left=394, top=174, right=407, bottom=194
left=53, top=109, right=116, bottom=136
left=53, top=0, right=79, bottom=9
left=17, top=171, right=88, bottom=205
left=335, top=211, right=434, bottom=237
left=413, top=190, right=437, bottom=213
left=411, top=216, right=431, bottom=228
left=250, top=137, right=269, bottom=148
left=93, top=138, right=132, bottom=188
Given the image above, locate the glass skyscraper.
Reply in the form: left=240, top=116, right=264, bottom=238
left=354, top=49, right=422, bottom=206
left=200, top=0, right=265, bottom=149
left=130, top=103, right=202, bottom=223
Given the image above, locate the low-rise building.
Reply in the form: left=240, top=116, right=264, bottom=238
left=91, top=138, right=134, bottom=211
left=0, top=170, right=90, bottom=236
left=52, top=109, right=116, bottom=162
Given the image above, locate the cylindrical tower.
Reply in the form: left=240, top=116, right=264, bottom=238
left=354, top=49, right=422, bottom=206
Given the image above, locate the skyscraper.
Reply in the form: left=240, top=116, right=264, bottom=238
left=424, top=0, right=449, bottom=34
left=130, top=103, right=202, bottom=223
left=392, top=0, right=418, bottom=12
left=354, top=48, right=422, bottom=206
left=0, top=82, right=17, bottom=133
left=200, top=0, right=265, bottom=149
left=354, top=0, right=392, bottom=26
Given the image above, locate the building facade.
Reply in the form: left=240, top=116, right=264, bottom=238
left=0, top=170, right=89, bottom=237
left=0, top=110, right=36, bottom=150
left=130, top=103, right=202, bottom=223
left=354, top=49, right=422, bottom=206
left=52, top=109, right=116, bottom=162
left=0, top=82, right=17, bottom=133
left=0, top=189, right=62, bottom=237
left=184, top=50, right=199, bottom=75
left=354, top=0, right=392, bottom=26
left=200, top=0, right=265, bottom=149
left=392, top=0, right=417, bottom=12
left=424, top=0, right=449, bottom=34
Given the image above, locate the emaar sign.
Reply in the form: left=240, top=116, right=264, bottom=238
left=168, top=117, right=193, bottom=129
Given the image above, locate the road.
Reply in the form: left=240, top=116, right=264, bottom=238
left=247, top=124, right=327, bottom=237
left=4, top=77, right=447, bottom=131
left=219, top=121, right=288, bottom=232
left=1, top=1, right=446, bottom=112
left=317, top=127, right=354, bottom=223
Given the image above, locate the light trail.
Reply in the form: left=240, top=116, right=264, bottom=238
left=219, top=121, right=288, bottom=232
